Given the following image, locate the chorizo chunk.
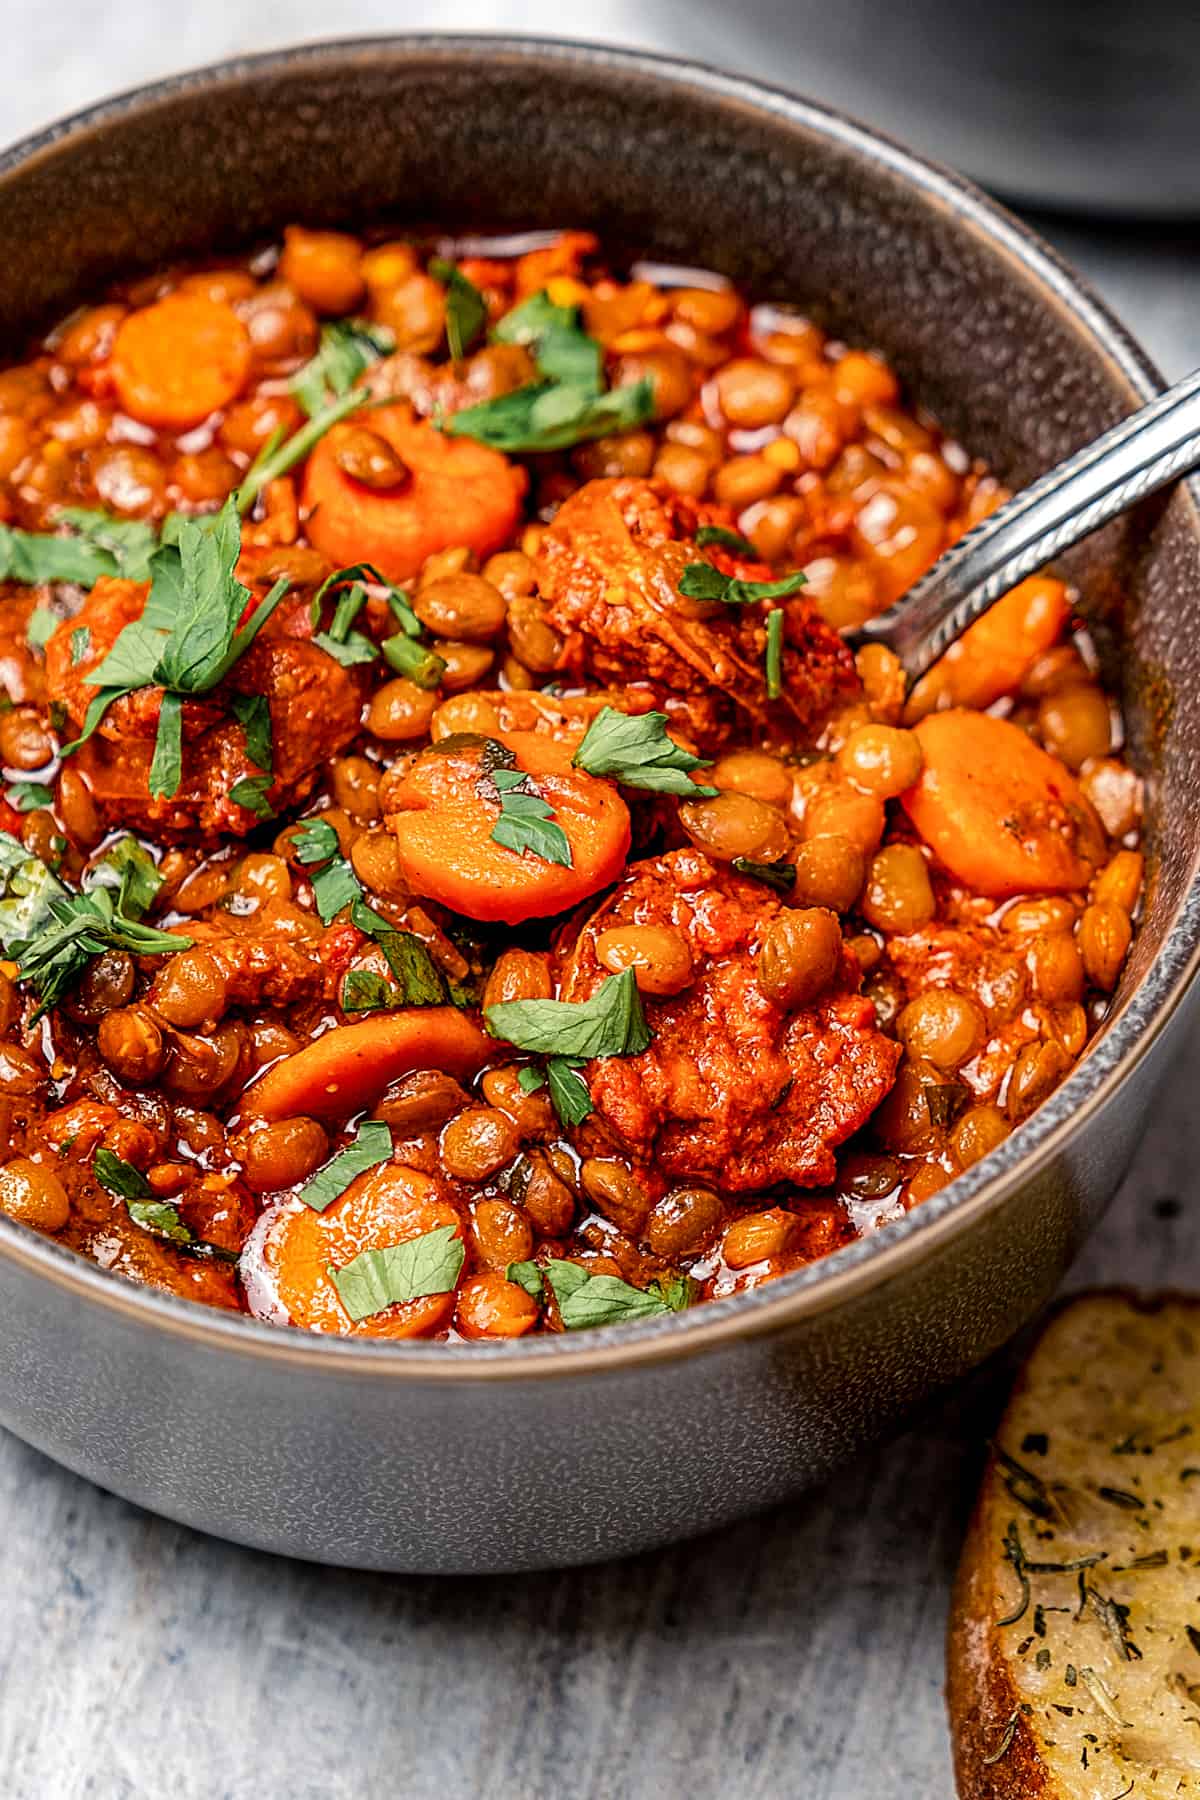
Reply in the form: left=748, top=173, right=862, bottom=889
left=44, top=577, right=363, bottom=840
left=559, top=849, right=901, bottom=1190
left=536, top=479, right=857, bottom=749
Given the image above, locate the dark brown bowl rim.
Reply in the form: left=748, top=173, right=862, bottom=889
left=0, top=33, right=1196, bottom=1381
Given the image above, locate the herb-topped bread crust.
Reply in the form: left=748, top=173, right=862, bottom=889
left=948, top=1291, right=1200, bottom=1798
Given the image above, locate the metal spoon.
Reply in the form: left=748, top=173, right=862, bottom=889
left=851, top=365, right=1200, bottom=683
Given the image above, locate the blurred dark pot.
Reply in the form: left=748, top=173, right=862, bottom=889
left=682, top=0, right=1200, bottom=214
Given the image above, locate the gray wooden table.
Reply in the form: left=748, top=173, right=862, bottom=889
left=2, top=13, right=1198, bottom=1797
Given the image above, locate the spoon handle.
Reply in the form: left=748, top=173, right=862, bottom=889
left=853, top=365, right=1200, bottom=682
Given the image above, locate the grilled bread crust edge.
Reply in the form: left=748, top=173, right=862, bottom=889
left=947, top=1289, right=1200, bottom=1800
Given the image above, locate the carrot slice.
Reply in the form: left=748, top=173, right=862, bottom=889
left=901, top=709, right=1105, bottom=897
left=262, top=1164, right=462, bottom=1338
left=383, top=729, right=631, bottom=924
left=110, top=293, right=252, bottom=429
left=245, top=1007, right=491, bottom=1121
left=454, top=1271, right=540, bottom=1339
left=906, top=577, right=1070, bottom=719
left=302, top=405, right=527, bottom=581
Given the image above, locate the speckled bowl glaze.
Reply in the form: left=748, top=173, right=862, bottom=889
left=0, top=38, right=1197, bottom=1574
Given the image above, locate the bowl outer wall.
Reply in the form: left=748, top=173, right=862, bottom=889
left=0, top=38, right=1197, bottom=1570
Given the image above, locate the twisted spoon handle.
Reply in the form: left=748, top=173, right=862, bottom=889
left=852, top=365, right=1200, bottom=683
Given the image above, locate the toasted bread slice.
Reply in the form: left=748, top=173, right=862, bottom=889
left=948, top=1291, right=1200, bottom=1798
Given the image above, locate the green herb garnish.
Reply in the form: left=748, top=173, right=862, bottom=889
left=446, top=287, right=653, bottom=453
left=695, top=524, right=757, bottom=557
left=306, top=852, right=362, bottom=925
left=309, top=564, right=447, bottom=685
left=678, top=563, right=806, bottom=608
left=315, top=630, right=379, bottom=668
left=291, top=320, right=394, bottom=418
left=311, top=575, right=377, bottom=666
left=546, top=1260, right=679, bottom=1330
left=370, top=926, right=448, bottom=1007
left=379, top=578, right=446, bottom=686
left=384, top=583, right=423, bottom=639
left=236, top=388, right=364, bottom=518
left=447, top=380, right=653, bottom=454
left=94, top=1153, right=188, bottom=1244
left=486, top=967, right=651, bottom=1060
left=339, top=969, right=396, bottom=1014
left=93, top=1150, right=233, bottom=1256
left=572, top=706, right=716, bottom=797
left=492, top=291, right=603, bottom=387
left=649, top=1272, right=696, bottom=1312
left=126, top=1198, right=196, bottom=1244
left=292, top=816, right=339, bottom=863
left=70, top=626, right=91, bottom=665
left=147, top=692, right=184, bottom=799
left=0, top=832, right=68, bottom=949
left=292, top=817, right=366, bottom=923
left=229, top=773, right=275, bottom=821
left=506, top=1259, right=544, bottom=1300
left=55, top=509, right=160, bottom=579
left=489, top=764, right=572, bottom=868
left=0, top=526, right=112, bottom=589
left=10, top=883, right=187, bottom=1012
left=980, top=1709, right=1020, bottom=1769
left=731, top=857, right=796, bottom=892
left=84, top=835, right=163, bottom=919
left=26, top=607, right=57, bottom=651
left=299, top=1120, right=394, bottom=1214
left=230, top=693, right=272, bottom=772
left=545, top=1056, right=592, bottom=1125
left=63, top=499, right=288, bottom=799
left=293, top=819, right=454, bottom=1002
left=381, top=632, right=446, bottom=689
left=94, top=1147, right=154, bottom=1202
left=5, top=782, right=53, bottom=813
left=328, top=1223, right=465, bottom=1323
left=514, top=1055, right=592, bottom=1127
left=765, top=607, right=785, bottom=700
left=429, top=258, right=487, bottom=362
left=0, top=507, right=159, bottom=591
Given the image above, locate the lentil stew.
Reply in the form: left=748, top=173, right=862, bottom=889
left=0, top=226, right=1142, bottom=1339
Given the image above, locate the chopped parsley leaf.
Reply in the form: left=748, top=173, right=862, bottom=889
left=546, top=1260, right=681, bottom=1329
left=573, top=706, right=716, bottom=797
left=299, top=1120, right=394, bottom=1214
left=230, top=693, right=272, bottom=772
left=765, top=606, right=785, bottom=700
left=229, top=773, right=276, bottom=821
left=678, top=563, right=806, bottom=608
left=339, top=969, right=396, bottom=1014
left=26, top=606, right=57, bottom=651
left=5, top=782, right=53, bottom=813
left=328, top=1223, right=465, bottom=1323
left=429, top=258, right=487, bottom=362
left=489, top=764, right=572, bottom=868
left=486, top=967, right=650, bottom=1060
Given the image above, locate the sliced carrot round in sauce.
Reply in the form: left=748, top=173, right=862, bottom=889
left=244, top=1007, right=492, bottom=1122
left=905, top=575, right=1071, bottom=719
left=901, top=709, right=1105, bottom=897
left=302, top=405, right=528, bottom=581
left=262, top=1164, right=462, bottom=1338
left=110, top=293, right=252, bottom=429
left=383, top=728, right=631, bottom=924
